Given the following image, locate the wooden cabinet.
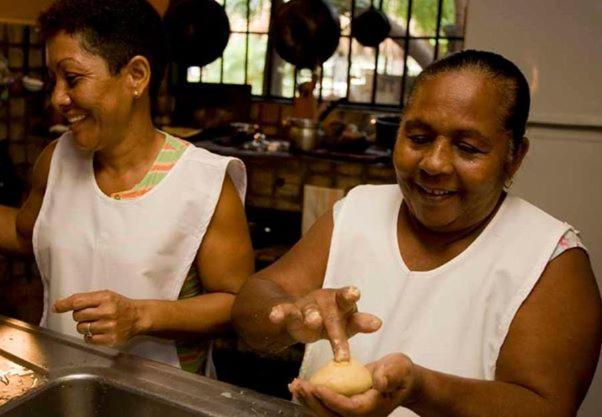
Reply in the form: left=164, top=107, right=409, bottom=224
left=238, top=153, right=396, bottom=212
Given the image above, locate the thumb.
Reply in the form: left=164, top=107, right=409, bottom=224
left=372, top=353, right=414, bottom=394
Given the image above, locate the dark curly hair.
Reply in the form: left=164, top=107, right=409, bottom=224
left=38, top=0, right=168, bottom=100
left=409, top=50, right=531, bottom=156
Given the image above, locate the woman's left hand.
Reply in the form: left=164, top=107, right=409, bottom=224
left=53, top=290, right=145, bottom=347
left=289, top=353, right=423, bottom=417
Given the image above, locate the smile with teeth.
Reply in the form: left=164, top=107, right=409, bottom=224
left=67, top=114, right=87, bottom=124
left=417, top=184, right=456, bottom=196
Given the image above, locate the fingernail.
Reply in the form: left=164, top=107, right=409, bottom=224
left=308, top=311, right=320, bottom=320
left=348, top=286, right=360, bottom=298
left=372, top=318, right=382, bottom=328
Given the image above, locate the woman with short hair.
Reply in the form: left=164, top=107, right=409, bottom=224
left=0, top=0, right=254, bottom=376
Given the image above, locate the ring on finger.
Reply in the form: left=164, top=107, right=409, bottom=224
left=85, top=322, right=93, bottom=338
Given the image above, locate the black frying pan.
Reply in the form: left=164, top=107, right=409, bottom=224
left=164, top=0, right=231, bottom=67
left=270, top=0, right=341, bottom=70
left=351, top=2, right=391, bottom=48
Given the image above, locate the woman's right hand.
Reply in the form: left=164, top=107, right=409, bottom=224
left=268, top=286, right=382, bottom=361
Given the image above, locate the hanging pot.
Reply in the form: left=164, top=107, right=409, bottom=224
left=351, top=3, right=391, bottom=48
left=164, top=0, right=231, bottom=67
left=270, top=0, right=341, bottom=70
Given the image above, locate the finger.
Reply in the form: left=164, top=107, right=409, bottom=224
left=301, top=303, right=323, bottom=330
left=296, top=381, right=342, bottom=417
left=334, top=286, right=360, bottom=314
left=346, top=312, right=382, bottom=337
left=76, top=321, right=95, bottom=336
left=72, top=307, right=103, bottom=323
left=76, top=320, right=116, bottom=336
left=288, top=378, right=306, bottom=401
left=269, top=303, right=302, bottom=325
left=372, top=353, right=412, bottom=394
left=83, top=333, right=115, bottom=346
left=54, top=291, right=107, bottom=313
left=315, top=386, right=381, bottom=415
left=321, top=309, right=350, bottom=362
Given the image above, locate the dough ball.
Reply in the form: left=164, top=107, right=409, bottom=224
left=309, top=358, right=373, bottom=396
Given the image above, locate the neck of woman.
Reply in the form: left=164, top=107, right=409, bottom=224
left=94, top=108, right=163, bottom=176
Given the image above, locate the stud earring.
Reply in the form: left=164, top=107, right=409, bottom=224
left=504, top=177, right=514, bottom=189
left=134, top=90, right=139, bottom=98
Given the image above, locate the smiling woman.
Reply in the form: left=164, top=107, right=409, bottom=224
left=0, top=0, right=254, bottom=376
left=232, top=50, right=601, bottom=417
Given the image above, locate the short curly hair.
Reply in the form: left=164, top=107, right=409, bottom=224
left=38, top=0, right=168, bottom=100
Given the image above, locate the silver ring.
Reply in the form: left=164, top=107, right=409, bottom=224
left=85, top=322, right=93, bottom=338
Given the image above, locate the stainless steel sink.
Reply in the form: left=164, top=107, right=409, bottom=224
left=3, top=373, right=206, bottom=417
left=0, top=316, right=313, bottom=417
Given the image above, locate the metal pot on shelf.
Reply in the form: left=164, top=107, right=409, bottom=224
left=285, top=117, right=321, bottom=151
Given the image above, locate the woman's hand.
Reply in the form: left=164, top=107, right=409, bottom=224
left=269, top=286, right=382, bottom=361
left=53, top=290, right=146, bottom=347
left=289, top=353, right=423, bottom=417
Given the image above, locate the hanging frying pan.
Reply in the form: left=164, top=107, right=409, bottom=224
left=164, top=0, right=231, bottom=67
left=270, top=0, right=341, bottom=70
left=351, top=2, right=391, bottom=47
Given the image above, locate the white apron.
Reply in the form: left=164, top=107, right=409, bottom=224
left=33, top=132, right=245, bottom=368
left=299, top=184, right=573, bottom=416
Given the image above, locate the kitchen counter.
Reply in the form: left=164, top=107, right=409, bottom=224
left=195, top=139, right=393, bottom=164
left=0, top=316, right=313, bottom=417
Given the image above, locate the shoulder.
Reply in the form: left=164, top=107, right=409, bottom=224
left=504, top=194, right=569, bottom=227
left=337, top=183, right=401, bottom=218
left=182, top=143, right=243, bottom=170
left=346, top=183, right=399, bottom=199
left=175, top=143, right=247, bottom=200
left=31, top=139, right=59, bottom=192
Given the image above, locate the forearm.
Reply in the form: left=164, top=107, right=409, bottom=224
left=232, top=276, right=297, bottom=352
left=408, top=366, right=573, bottom=417
left=135, top=292, right=238, bottom=337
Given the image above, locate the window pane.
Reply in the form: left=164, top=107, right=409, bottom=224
left=440, top=0, right=466, bottom=38
left=436, top=38, right=462, bottom=58
left=402, top=40, right=434, bottom=102
left=383, top=0, right=410, bottom=29
left=348, top=39, right=375, bottom=103
left=201, top=58, right=223, bottom=83
left=249, top=0, right=271, bottom=32
left=330, top=0, right=352, bottom=36
left=405, top=37, right=435, bottom=71
left=222, top=33, right=246, bottom=84
left=226, top=0, right=248, bottom=32
left=320, top=36, right=350, bottom=99
left=375, top=38, right=404, bottom=105
left=408, top=0, right=440, bottom=37
left=271, top=58, right=296, bottom=98
left=187, top=66, right=202, bottom=83
left=247, top=34, right=268, bottom=94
